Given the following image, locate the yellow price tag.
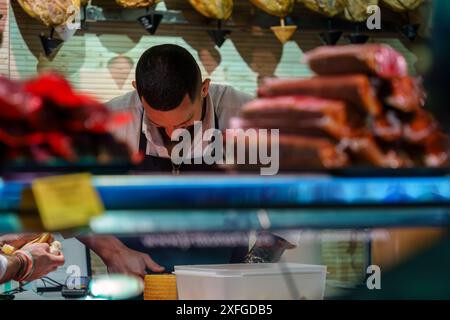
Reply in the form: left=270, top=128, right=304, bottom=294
left=31, top=173, right=104, bottom=231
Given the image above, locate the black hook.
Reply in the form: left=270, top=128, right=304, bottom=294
left=39, top=28, right=64, bottom=57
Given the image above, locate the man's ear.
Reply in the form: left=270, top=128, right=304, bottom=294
left=201, top=79, right=211, bottom=98
left=132, top=81, right=137, bottom=90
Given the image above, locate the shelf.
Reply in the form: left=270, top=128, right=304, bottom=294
left=1, top=207, right=450, bottom=234
left=0, top=174, right=449, bottom=233
left=2, top=175, right=450, bottom=211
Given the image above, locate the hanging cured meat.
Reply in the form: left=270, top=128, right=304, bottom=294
left=249, top=0, right=297, bottom=44
left=188, top=0, right=233, bottom=20
left=17, top=0, right=81, bottom=27
left=381, top=0, right=424, bottom=12
left=299, top=0, right=345, bottom=45
left=116, top=0, right=157, bottom=9
left=341, top=0, right=379, bottom=22
left=188, top=0, right=234, bottom=48
left=300, top=0, right=344, bottom=17
left=17, top=0, right=84, bottom=56
left=249, top=0, right=295, bottom=17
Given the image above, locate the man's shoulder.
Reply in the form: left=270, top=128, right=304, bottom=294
left=209, top=83, right=253, bottom=107
left=106, top=90, right=141, bottom=111
left=209, top=84, right=254, bottom=129
left=209, top=83, right=250, bottom=98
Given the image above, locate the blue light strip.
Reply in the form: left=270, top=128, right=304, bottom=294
left=1, top=175, right=449, bottom=211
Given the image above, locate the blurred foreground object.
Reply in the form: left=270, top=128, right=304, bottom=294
left=229, top=44, right=449, bottom=171
left=0, top=73, right=138, bottom=168
left=144, top=274, right=177, bottom=300
left=343, top=233, right=450, bottom=299
left=90, top=274, right=144, bottom=300
left=426, top=0, right=450, bottom=134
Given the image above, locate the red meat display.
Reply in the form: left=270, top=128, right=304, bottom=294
left=304, top=44, right=408, bottom=79
left=0, top=74, right=137, bottom=166
left=258, top=75, right=383, bottom=116
left=230, top=44, right=449, bottom=170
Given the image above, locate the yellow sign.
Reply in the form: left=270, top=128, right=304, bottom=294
left=31, top=173, right=104, bottom=231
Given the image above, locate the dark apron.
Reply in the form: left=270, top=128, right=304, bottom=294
left=121, top=107, right=248, bottom=273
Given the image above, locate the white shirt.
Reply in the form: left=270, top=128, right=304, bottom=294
left=0, top=255, right=7, bottom=281
left=107, top=84, right=253, bottom=158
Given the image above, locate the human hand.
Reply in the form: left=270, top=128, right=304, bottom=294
left=101, top=246, right=164, bottom=278
left=21, top=242, right=65, bottom=281
left=0, top=233, right=51, bottom=250
left=79, top=236, right=164, bottom=278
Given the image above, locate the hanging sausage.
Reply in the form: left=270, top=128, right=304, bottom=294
left=188, top=0, right=234, bottom=48
left=17, top=0, right=82, bottom=56
left=249, top=0, right=297, bottom=44
left=188, top=0, right=233, bottom=20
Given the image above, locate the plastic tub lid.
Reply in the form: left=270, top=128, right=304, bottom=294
left=174, top=263, right=326, bottom=277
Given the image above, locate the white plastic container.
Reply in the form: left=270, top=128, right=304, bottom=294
left=174, top=263, right=327, bottom=300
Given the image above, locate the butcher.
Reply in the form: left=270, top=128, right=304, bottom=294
left=79, top=44, right=298, bottom=276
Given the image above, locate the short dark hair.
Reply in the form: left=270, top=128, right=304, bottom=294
left=135, top=44, right=202, bottom=111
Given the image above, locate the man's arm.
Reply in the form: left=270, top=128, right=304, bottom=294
left=78, top=236, right=164, bottom=278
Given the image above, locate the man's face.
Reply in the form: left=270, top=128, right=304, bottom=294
left=138, top=79, right=210, bottom=138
